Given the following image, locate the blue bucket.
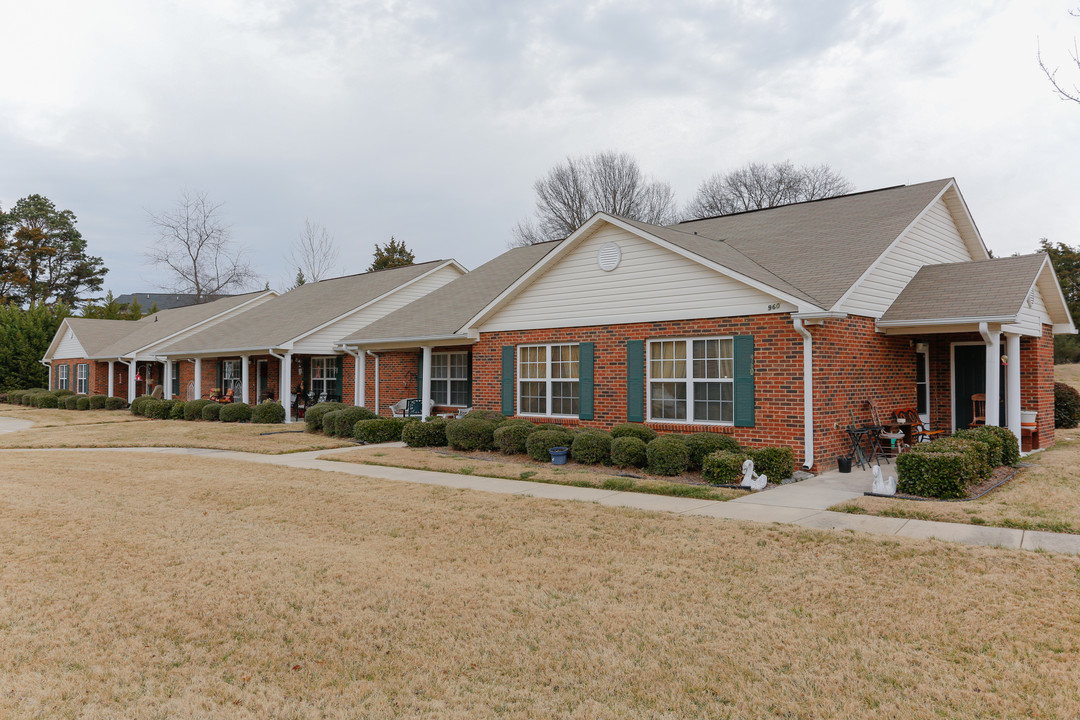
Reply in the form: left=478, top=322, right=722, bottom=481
left=549, top=447, right=569, bottom=465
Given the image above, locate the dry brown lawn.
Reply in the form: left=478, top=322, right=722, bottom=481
left=329, top=445, right=742, bottom=501
left=0, top=408, right=351, bottom=454
left=2, top=451, right=1080, bottom=719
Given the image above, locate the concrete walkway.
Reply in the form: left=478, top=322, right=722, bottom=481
left=3, top=437, right=1080, bottom=555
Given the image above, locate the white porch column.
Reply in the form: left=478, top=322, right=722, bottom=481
left=107, top=360, right=115, bottom=397
left=127, top=359, right=137, bottom=400
left=281, top=352, right=293, bottom=423
left=981, top=325, right=1000, bottom=426
left=421, top=346, right=433, bottom=420
left=241, top=355, right=250, bottom=404
left=356, top=352, right=365, bottom=408
left=1006, top=332, right=1021, bottom=440
left=194, top=358, right=202, bottom=400
left=163, top=360, right=171, bottom=400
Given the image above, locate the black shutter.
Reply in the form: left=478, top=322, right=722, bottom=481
left=626, top=340, right=644, bottom=422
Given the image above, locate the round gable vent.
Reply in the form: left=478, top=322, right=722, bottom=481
left=597, top=242, right=621, bottom=272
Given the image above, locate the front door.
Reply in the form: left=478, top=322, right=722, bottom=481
left=953, top=344, right=1006, bottom=430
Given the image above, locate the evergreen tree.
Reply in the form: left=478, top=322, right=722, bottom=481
left=0, top=302, right=70, bottom=391
left=368, top=237, right=415, bottom=271
left=81, top=291, right=143, bottom=320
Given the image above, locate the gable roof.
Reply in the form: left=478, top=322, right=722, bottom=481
left=92, top=290, right=274, bottom=358
left=340, top=242, right=560, bottom=345
left=878, top=254, right=1074, bottom=330
left=115, top=292, right=231, bottom=310
left=160, top=261, right=460, bottom=355
left=45, top=318, right=138, bottom=360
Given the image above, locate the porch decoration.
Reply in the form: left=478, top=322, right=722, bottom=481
left=871, top=464, right=897, bottom=496
left=739, top=458, right=767, bottom=490
left=549, top=446, right=569, bottom=465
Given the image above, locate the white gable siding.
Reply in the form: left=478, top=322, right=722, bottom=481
left=480, top=225, right=795, bottom=332
left=145, top=293, right=278, bottom=354
left=841, top=199, right=974, bottom=318
left=293, top=265, right=463, bottom=353
left=1014, top=280, right=1053, bottom=336
left=55, top=328, right=87, bottom=360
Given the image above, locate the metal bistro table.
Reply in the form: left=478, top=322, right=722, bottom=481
left=844, top=424, right=874, bottom=470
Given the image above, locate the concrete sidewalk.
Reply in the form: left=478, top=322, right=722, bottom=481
left=4, top=440, right=1079, bottom=555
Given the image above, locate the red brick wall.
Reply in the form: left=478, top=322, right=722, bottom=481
left=1022, top=327, right=1055, bottom=446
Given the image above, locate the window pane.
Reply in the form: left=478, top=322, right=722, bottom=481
left=650, top=382, right=686, bottom=420
left=519, top=346, right=546, bottom=380
left=431, top=379, right=448, bottom=405
left=693, top=381, right=733, bottom=423
left=551, top=344, right=579, bottom=380
left=449, top=354, right=468, bottom=379
left=450, top=380, right=469, bottom=406
left=693, top=339, right=720, bottom=379
left=519, top=381, right=546, bottom=414
left=651, top=341, right=686, bottom=380
left=432, top=354, right=449, bottom=379
left=551, top=381, right=579, bottom=415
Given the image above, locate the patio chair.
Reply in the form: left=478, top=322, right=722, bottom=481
left=150, top=384, right=163, bottom=399
left=969, top=393, right=986, bottom=427
left=868, top=400, right=905, bottom=461
left=389, top=398, right=422, bottom=417
left=896, top=408, right=945, bottom=443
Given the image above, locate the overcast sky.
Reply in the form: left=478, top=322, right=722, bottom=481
left=2, top=0, right=1079, bottom=296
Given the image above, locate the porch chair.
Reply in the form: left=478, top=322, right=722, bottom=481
left=150, top=384, right=163, bottom=399
left=868, top=400, right=905, bottom=461
left=896, top=408, right=945, bottom=443
left=969, top=393, right=986, bottom=428
left=389, top=398, right=422, bottom=418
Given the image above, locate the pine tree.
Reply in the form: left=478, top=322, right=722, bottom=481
left=368, top=237, right=415, bottom=271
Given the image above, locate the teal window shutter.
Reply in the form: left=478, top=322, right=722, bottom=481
left=578, top=342, right=594, bottom=420
left=733, top=334, right=755, bottom=427
left=501, top=346, right=515, bottom=416
left=335, top=355, right=343, bottom=400
left=216, top=360, right=223, bottom=391
left=466, top=350, right=473, bottom=407
left=626, top=340, right=644, bottom=422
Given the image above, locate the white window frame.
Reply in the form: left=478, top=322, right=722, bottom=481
left=310, top=356, right=338, bottom=401
left=76, top=363, right=89, bottom=395
left=57, top=364, right=69, bottom=390
left=516, top=343, right=580, bottom=418
left=431, top=351, right=470, bottom=407
left=646, top=336, right=735, bottom=425
left=221, top=359, right=243, bottom=396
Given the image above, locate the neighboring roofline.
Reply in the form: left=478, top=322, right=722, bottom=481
left=829, top=180, right=990, bottom=312
left=460, top=213, right=822, bottom=332
left=335, top=334, right=476, bottom=350
left=674, top=184, right=908, bottom=224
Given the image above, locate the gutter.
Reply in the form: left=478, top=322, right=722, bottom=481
left=876, top=315, right=1016, bottom=329
left=791, top=317, right=815, bottom=471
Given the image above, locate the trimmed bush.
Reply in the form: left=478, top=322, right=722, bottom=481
left=897, top=451, right=968, bottom=499
left=526, top=428, right=575, bottom=462
left=129, top=395, right=155, bottom=416
left=54, top=389, right=75, bottom=398
left=140, top=398, right=163, bottom=418
left=89, top=395, right=107, bottom=410
left=953, top=426, right=1004, bottom=467
left=984, top=425, right=1020, bottom=466
left=493, top=422, right=536, bottom=454
left=611, top=423, right=658, bottom=444
left=170, top=400, right=187, bottom=419
left=220, top=402, right=252, bottom=423
left=35, top=393, right=60, bottom=408
left=320, top=410, right=343, bottom=435
left=76, top=397, right=90, bottom=411
left=445, top=417, right=497, bottom=451
left=305, top=401, right=345, bottom=433
left=571, top=431, right=612, bottom=465
left=703, top=450, right=751, bottom=484
left=251, top=401, right=285, bottom=424
left=105, top=396, right=127, bottom=410
left=201, top=403, right=222, bottom=421
left=912, top=437, right=991, bottom=482
left=749, top=446, right=796, bottom=482
left=64, top=395, right=80, bottom=410
left=1055, top=381, right=1080, bottom=429
left=685, top=432, right=740, bottom=470
left=610, top=436, right=648, bottom=468
left=354, top=417, right=410, bottom=444
left=150, top=399, right=175, bottom=419
left=464, top=409, right=506, bottom=424
left=332, top=406, right=379, bottom=437
left=402, top=418, right=449, bottom=447
left=184, top=398, right=213, bottom=421
left=646, top=434, right=690, bottom=476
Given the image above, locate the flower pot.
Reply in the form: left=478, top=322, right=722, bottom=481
left=837, top=456, right=852, bottom=473
left=1021, top=410, right=1038, bottom=426
left=549, top=447, right=569, bottom=465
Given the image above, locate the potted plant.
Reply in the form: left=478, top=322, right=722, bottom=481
left=549, top=446, right=569, bottom=465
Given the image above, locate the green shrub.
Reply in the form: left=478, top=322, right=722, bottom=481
left=984, top=425, right=1020, bottom=466
left=748, top=446, right=796, bottom=482
left=464, top=409, right=506, bottom=424
left=154, top=399, right=180, bottom=419
left=105, top=396, right=127, bottom=410
left=305, top=401, right=345, bottom=433
left=220, top=402, right=252, bottom=423
left=571, top=431, right=612, bottom=464
left=321, top=410, right=343, bottom=435
left=64, top=395, right=80, bottom=410
left=5, top=390, right=21, bottom=404
left=493, top=422, right=536, bottom=454
left=897, top=451, right=968, bottom=499
left=953, top=427, right=1004, bottom=467
left=170, top=400, right=187, bottom=419
left=702, top=450, right=751, bottom=484
left=354, top=417, right=410, bottom=444
left=912, top=437, right=991, bottom=482
left=76, top=396, right=90, bottom=411
left=1055, top=381, right=1080, bottom=428
left=445, top=417, right=497, bottom=451
left=35, top=393, right=59, bottom=408
left=610, top=436, right=648, bottom=468
left=251, top=401, right=285, bottom=424
left=54, top=389, right=75, bottom=397
left=88, top=395, right=107, bottom=410
left=685, top=432, right=741, bottom=470
left=184, top=398, right=213, bottom=421
left=402, top=418, right=449, bottom=447
left=525, top=428, right=575, bottom=462
left=129, top=395, right=155, bottom=416
left=611, top=423, right=658, bottom=444
left=201, top=403, right=222, bottom=421
left=646, top=435, right=690, bottom=476
left=141, top=398, right=163, bottom=418
left=332, top=406, right=378, bottom=437
left=0, top=393, right=6, bottom=404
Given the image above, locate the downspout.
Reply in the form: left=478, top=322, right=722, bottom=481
left=342, top=346, right=362, bottom=408
left=39, top=359, right=52, bottom=391
left=792, top=317, right=815, bottom=471
left=368, top=351, right=380, bottom=415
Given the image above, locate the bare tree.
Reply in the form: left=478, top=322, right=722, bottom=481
left=287, top=219, right=339, bottom=284
left=146, top=191, right=257, bottom=302
left=512, top=151, right=678, bottom=246
left=683, top=161, right=854, bottom=220
left=1038, top=8, right=1080, bottom=104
